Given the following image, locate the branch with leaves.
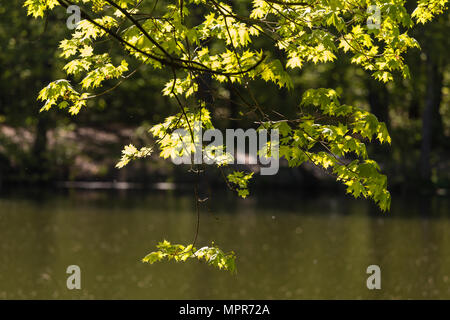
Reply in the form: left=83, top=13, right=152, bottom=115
left=25, top=0, right=448, bottom=272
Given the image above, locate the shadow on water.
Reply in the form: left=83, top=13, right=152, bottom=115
left=0, top=187, right=449, bottom=299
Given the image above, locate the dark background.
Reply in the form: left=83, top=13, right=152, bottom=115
left=0, top=1, right=448, bottom=196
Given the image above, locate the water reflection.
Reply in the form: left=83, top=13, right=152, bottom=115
left=0, top=189, right=449, bottom=299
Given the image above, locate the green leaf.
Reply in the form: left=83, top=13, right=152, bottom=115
left=142, top=241, right=236, bottom=273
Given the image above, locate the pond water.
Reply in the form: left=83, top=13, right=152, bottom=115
left=0, top=188, right=449, bottom=299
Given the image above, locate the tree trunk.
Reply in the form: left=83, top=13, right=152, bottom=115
left=31, top=113, right=49, bottom=180
left=419, top=57, right=443, bottom=182
left=367, top=78, right=390, bottom=128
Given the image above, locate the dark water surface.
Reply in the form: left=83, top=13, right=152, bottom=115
left=0, top=188, right=449, bottom=299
